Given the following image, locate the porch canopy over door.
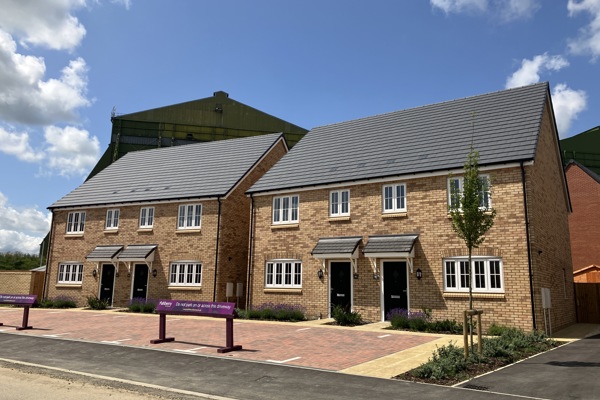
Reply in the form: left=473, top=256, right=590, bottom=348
left=311, top=236, right=362, bottom=274
left=362, top=234, right=418, bottom=276
left=85, top=245, right=123, bottom=270
left=117, top=244, right=157, bottom=274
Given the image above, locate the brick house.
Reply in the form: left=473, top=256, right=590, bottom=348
left=45, top=133, right=287, bottom=307
left=246, top=82, right=576, bottom=331
left=566, top=160, right=600, bottom=282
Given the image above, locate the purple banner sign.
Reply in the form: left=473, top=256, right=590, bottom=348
left=156, top=300, right=236, bottom=316
left=0, top=294, right=37, bottom=305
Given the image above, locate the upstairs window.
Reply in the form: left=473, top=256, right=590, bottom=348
left=448, top=175, right=491, bottom=211
left=273, top=195, right=299, bottom=224
left=382, top=183, right=406, bottom=213
left=139, top=207, right=154, bottom=228
left=66, top=211, right=86, bottom=234
left=178, top=204, right=202, bottom=229
left=330, top=189, right=350, bottom=217
left=105, top=209, right=120, bottom=230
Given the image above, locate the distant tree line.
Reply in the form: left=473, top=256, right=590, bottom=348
left=0, top=252, right=41, bottom=271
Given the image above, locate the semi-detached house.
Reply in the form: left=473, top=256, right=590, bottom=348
left=246, top=82, right=576, bottom=331
left=45, top=133, right=287, bottom=308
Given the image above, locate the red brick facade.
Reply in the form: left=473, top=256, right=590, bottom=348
left=566, top=162, right=600, bottom=274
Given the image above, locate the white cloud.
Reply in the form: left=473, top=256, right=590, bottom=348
left=568, top=0, right=600, bottom=60
left=551, top=83, right=587, bottom=137
left=0, top=31, right=91, bottom=125
left=0, top=126, right=45, bottom=162
left=505, top=53, right=587, bottom=137
left=44, top=125, right=101, bottom=177
left=505, top=53, right=569, bottom=88
left=0, top=192, right=51, bottom=254
left=431, top=0, right=540, bottom=21
left=0, top=0, right=87, bottom=51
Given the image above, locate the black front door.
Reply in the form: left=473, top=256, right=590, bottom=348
left=383, top=261, right=408, bottom=319
left=99, top=264, right=115, bottom=306
left=132, top=264, right=148, bottom=300
left=330, top=261, right=352, bottom=315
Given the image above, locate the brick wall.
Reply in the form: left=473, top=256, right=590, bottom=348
left=526, top=104, right=576, bottom=332
left=250, top=165, right=536, bottom=329
left=566, top=163, right=600, bottom=272
left=0, top=271, right=35, bottom=294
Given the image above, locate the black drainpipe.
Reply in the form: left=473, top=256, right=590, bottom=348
left=213, top=197, right=222, bottom=302
left=521, top=162, right=537, bottom=331
left=246, top=194, right=255, bottom=310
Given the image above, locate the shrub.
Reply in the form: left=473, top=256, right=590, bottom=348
left=36, top=295, right=77, bottom=309
left=237, top=303, right=306, bottom=322
left=331, top=304, right=363, bottom=326
left=387, top=308, right=462, bottom=334
left=128, top=297, right=156, bottom=313
left=411, top=342, right=468, bottom=380
left=86, top=295, right=109, bottom=310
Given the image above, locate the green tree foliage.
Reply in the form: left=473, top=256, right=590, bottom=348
left=449, top=145, right=496, bottom=350
left=0, top=251, right=41, bottom=271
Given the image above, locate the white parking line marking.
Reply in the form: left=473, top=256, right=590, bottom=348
left=47, top=311, right=65, bottom=314
left=378, top=334, right=391, bottom=338
left=101, top=338, right=132, bottom=344
left=174, top=347, right=207, bottom=353
left=267, top=357, right=301, bottom=364
left=43, top=333, right=71, bottom=337
left=296, top=328, right=311, bottom=332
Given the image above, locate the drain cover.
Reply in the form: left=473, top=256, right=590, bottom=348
left=463, top=384, right=489, bottom=391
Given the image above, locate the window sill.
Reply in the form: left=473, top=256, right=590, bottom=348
left=382, top=212, right=407, bottom=219
left=64, top=233, right=84, bottom=238
left=271, top=223, right=299, bottom=230
left=443, top=292, right=505, bottom=299
left=263, top=288, right=302, bottom=294
left=328, top=216, right=350, bottom=222
left=176, top=229, right=201, bottom=234
left=168, top=286, right=202, bottom=291
left=104, top=229, right=118, bottom=234
left=137, top=228, right=154, bottom=233
left=55, top=284, right=82, bottom=288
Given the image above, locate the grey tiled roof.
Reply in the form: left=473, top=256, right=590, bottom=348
left=311, top=237, right=362, bottom=256
left=50, top=133, right=284, bottom=209
left=362, top=235, right=418, bottom=254
left=117, top=245, right=157, bottom=261
left=248, top=83, right=549, bottom=194
left=86, top=245, right=124, bottom=260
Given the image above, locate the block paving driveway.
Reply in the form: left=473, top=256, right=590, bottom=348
left=0, top=307, right=437, bottom=372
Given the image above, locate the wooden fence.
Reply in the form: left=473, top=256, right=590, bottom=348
left=574, top=283, right=600, bottom=323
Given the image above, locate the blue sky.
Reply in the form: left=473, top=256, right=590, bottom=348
left=0, top=0, right=598, bottom=254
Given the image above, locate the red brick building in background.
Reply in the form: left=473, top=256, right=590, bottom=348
left=566, top=160, right=600, bottom=283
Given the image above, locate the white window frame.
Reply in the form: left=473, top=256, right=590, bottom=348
left=443, top=257, right=504, bottom=293
left=330, top=189, right=350, bottom=217
left=448, top=175, right=491, bottom=211
left=177, top=204, right=202, bottom=229
left=265, top=260, right=302, bottom=289
left=139, top=207, right=155, bottom=228
left=272, top=195, right=299, bottom=224
left=169, top=262, right=202, bottom=287
left=105, top=209, right=120, bottom=230
left=58, top=263, right=84, bottom=284
left=382, top=183, right=407, bottom=213
left=66, top=211, right=86, bottom=234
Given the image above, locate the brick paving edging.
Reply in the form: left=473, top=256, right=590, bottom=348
left=0, top=307, right=439, bottom=372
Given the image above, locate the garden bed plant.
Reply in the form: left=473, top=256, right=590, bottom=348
left=387, top=308, right=463, bottom=334
left=394, top=326, right=560, bottom=385
left=236, top=302, right=306, bottom=322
